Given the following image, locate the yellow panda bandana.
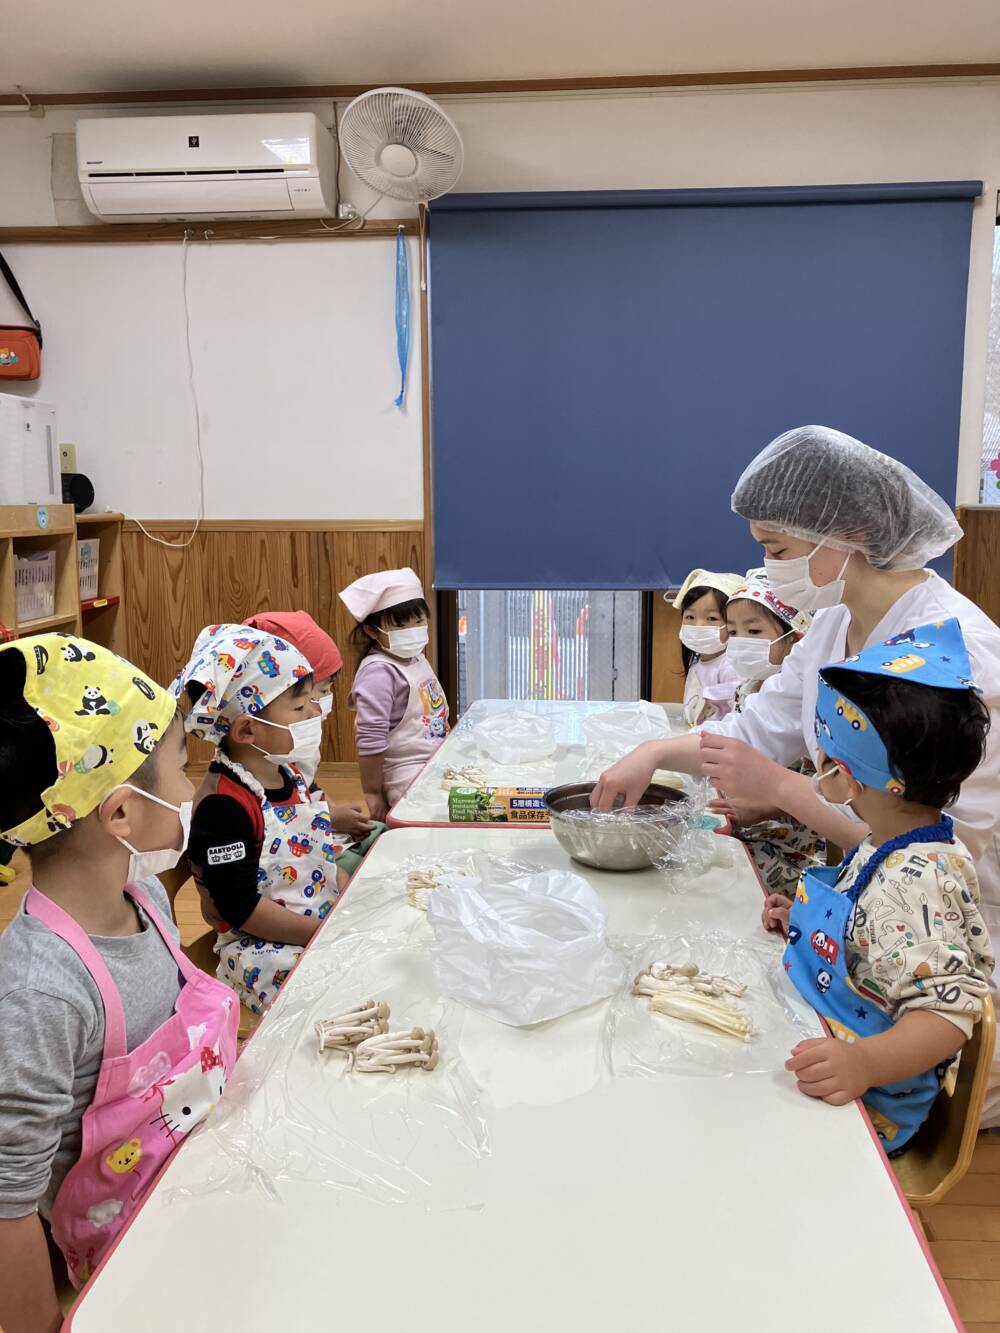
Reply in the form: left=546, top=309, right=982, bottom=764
left=0, top=634, right=176, bottom=847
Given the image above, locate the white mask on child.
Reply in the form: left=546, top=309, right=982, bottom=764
left=811, top=764, right=854, bottom=815
left=382, top=626, right=429, bottom=659
left=252, top=713, right=324, bottom=768
left=106, top=785, right=192, bottom=883
left=316, top=693, right=334, bottom=721
left=679, top=625, right=724, bottom=655
left=764, top=544, right=851, bottom=614
left=725, top=631, right=793, bottom=682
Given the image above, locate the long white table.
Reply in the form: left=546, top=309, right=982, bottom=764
left=67, top=829, right=958, bottom=1333
left=390, top=698, right=686, bottom=826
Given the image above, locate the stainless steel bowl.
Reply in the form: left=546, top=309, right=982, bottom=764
left=545, top=781, right=685, bottom=872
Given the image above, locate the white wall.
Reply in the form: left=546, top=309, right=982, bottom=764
left=2, top=79, right=999, bottom=516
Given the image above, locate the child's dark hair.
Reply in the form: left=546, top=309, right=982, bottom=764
left=352, top=598, right=430, bottom=663
left=726, top=595, right=787, bottom=639
left=820, top=667, right=990, bottom=809
left=0, top=647, right=160, bottom=858
left=679, top=585, right=727, bottom=673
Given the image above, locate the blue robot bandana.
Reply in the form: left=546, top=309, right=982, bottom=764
left=814, top=618, right=978, bottom=796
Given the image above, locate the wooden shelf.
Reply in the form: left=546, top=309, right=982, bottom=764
left=81, top=594, right=120, bottom=613
left=15, top=611, right=81, bottom=633
left=0, top=504, right=77, bottom=540
left=75, top=512, right=126, bottom=655
left=0, top=507, right=83, bottom=643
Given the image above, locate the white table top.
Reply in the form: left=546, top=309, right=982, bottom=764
left=68, top=828, right=957, bottom=1333
left=390, top=698, right=686, bottom=826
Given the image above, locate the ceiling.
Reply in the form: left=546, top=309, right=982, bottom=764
left=3, top=0, right=1000, bottom=96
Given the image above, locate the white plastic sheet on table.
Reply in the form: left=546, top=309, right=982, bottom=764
left=69, top=827, right=958, bottom=1333
left=428, top=869, right=626, bottom=1026
left=393, top=699, right=684, bottom=825
left=582, top=699, right=673, bottom=760
left=473, top=706, right=558, bottom=765
left=604, top=931, right=815, bottom=1078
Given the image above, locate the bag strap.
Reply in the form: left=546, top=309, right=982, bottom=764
left=0, top=250, right=42, bottom=347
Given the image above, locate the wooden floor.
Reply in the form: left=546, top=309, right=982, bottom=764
left=2, top=763, right=999, bottom=1327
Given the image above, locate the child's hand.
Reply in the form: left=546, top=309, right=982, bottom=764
left=365, top=791, right=389, bottom=822
left=332, top=802, right=376, bottom=838
left=761, top=893, right=791, bottom=934
left=785, top=1037, right=871, bottom=1106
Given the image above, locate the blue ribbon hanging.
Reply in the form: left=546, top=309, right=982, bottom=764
left=393, top=228, right=410, bottom=409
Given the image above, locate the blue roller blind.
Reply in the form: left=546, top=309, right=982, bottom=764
left=429, top=182, right=981, bottom=590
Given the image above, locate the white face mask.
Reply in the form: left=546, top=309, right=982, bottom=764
left=107, top=784, right=192, bottom=883
left=725, top=632, right=791, bottom=682
left=811, top=763, right=854, bottom=815
left=316, top=693, right=334, bottom=721
left=252, top=713, right=324, bottom=768
left=679, top=624, right=724, bottom=656
left=764, top=544, right=852, bottom=613
left=381, top=625, right=429, bottom=659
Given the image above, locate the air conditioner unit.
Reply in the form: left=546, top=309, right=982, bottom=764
left=76, top=112, right=337, bottom=222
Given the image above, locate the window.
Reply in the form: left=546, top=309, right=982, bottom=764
left=456, top=590, right=643, bottom=713
left=983, top=220, right=1000, bottom=503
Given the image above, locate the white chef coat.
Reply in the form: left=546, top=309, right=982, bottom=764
left=702, top=571, right=1000, bottom=1123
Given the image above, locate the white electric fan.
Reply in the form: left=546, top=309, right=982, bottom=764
left=339, top=86, right=464, bottom=203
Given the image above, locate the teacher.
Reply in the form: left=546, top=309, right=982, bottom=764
left=592, top=425, right=1000, bottom=1123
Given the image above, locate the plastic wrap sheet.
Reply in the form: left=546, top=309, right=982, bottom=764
left=603, top=931, right=816, bottom=1078
left=556, top=780, right=735, bottom=888
left=472, top=707, right=558, bottom=765
left=165, top=928, right=489, bottom=1210
left=582, top=701, right=673, bottom=761
left=427, top=869, right=626, bottom=1026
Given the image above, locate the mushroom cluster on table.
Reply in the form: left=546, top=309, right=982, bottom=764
left=315, top=999, right=439, bottom=1072
left=633, top=961, right=753, bottom=1042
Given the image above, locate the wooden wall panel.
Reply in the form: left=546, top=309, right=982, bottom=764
left=650, top=595, right=686, bottom=704
left=123, top=523, right=425, bottom=764
left=954, top=506, right=1000, bottom=628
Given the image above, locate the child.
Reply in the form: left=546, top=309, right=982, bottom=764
left=764, top=618, right=994, bottom=1151
left=672, top=569, right=744, bottom=727
left=178, top=624, right=349, bottom=1015
left=719, top=570, right=825, bottom=896
left=0, top=634, right=238, bottom=1318
left=244, top=610, right=385, bottom=875
left=339, top=568, right=449, bottom=820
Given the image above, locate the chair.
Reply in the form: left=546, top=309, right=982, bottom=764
left=890, top=993, right=996, bottom=1209
left=157, top=857, right=260, bottom=1043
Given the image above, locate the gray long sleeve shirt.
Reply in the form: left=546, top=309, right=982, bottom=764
left=0, top=878, right=183, bottom=1219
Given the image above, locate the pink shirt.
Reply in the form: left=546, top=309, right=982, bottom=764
left=350, top=658, right=409, bottom=754
left=691, top=653, right=741, bottom=722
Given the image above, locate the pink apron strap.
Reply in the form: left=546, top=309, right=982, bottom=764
left=24, top=889, right=129, bottom=1062
left=125, top=882, right=197, bottom=984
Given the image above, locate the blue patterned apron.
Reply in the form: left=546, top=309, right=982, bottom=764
left=784, top=818, right=955, bottom=1151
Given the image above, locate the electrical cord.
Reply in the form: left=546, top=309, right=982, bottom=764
left=128, top=230, right=206, bottom=549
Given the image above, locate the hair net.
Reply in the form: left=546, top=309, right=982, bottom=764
left=730, top=426, right=962, bottom=570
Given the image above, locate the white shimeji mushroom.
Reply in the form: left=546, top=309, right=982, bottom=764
left=351, top=1027, right=440, bottom=1074
left=315, top=1000, right=391, bottom=1053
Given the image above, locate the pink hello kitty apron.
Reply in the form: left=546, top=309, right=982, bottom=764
left=25, top=884, right=239, bottom=1288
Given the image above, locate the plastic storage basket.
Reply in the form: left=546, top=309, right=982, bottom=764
left=78, top=538, right=100, bottom=601
left=15, top=550, right=56, bottom=624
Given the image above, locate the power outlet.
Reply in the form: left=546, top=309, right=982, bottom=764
left=337, top=203, right=359, bottom=220
left=60, top=443, right=77, bottom=473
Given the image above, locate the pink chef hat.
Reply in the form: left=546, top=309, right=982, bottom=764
left=338, top=567, right=426, bottom=623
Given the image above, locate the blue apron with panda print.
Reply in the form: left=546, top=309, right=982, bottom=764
left=783, top=826, right=951, bottom=1151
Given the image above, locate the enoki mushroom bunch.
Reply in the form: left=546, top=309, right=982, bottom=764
left=406, top=866, right=447, bottom=911
left=441, top=764, right=487, bottom=791
left=315, top=999, right=439, bottom=1073
left=633, top=961, right=753, bottom=1043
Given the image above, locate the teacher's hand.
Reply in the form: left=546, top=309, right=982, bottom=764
left=699, top=733, right=787, bottom=808
left=590, top=741, right=659, bottom=811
